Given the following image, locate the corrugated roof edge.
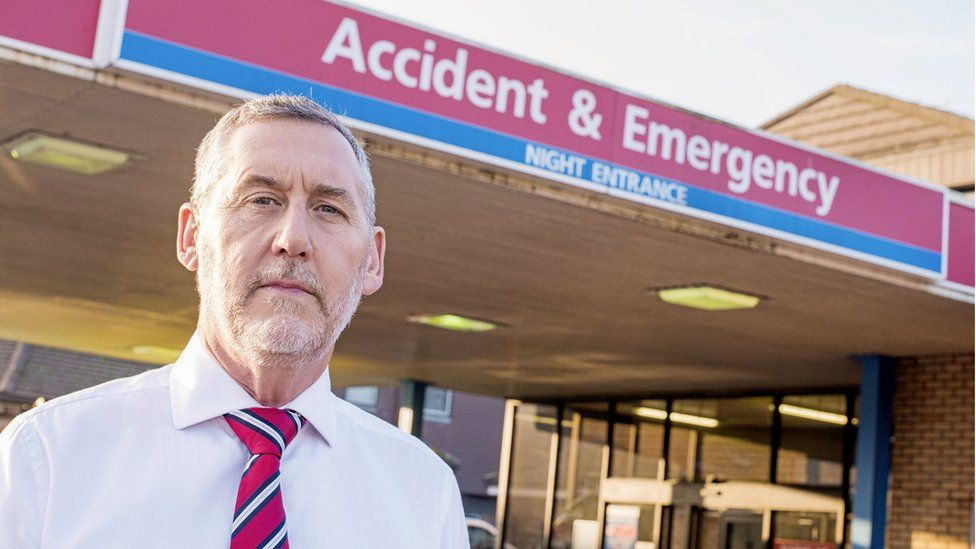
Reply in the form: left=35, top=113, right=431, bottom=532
left=760, top=83, right=975, bottom=132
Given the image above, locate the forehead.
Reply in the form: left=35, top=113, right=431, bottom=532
left=225, top=119, right=361, bottom=189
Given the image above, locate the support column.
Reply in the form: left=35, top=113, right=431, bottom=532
left=851, top=355, right=896, bottom=549
left=397, top=379, right=428, bottom=439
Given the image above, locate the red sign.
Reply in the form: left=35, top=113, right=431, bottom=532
left=947, top=201, right=975, bottom=287
left=0, top=0, right=102, bottom=61
left=115, top=0, right=966, bottom=280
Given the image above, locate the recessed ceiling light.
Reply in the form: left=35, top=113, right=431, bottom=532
left=654, top=285, right=762, bottom=311
left=779, top=403, right=848, bottom=425
left=406, top=313, right=499, bottom=332
left=3, top=132, right=131, bottom=175
left=633, top=407, right=668, bottom=420
left=634, top=406, right=719, bottom=428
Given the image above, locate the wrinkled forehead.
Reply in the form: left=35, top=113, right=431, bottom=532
left=220, top=119, right=362, bottom=199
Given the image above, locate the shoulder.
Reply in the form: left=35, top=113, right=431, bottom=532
left=330, top=396, right=455, bottom=478
left=9, top=365, right=172, bottom=435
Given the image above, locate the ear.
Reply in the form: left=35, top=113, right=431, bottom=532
left=362, top=226, right=386, bottom=296
left=177, top=202, right=200, bottom=272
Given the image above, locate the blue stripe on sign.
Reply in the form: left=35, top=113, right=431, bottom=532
left=120, top=31, right=942, bottom=273
left=684, top=183, right=942, bottom=272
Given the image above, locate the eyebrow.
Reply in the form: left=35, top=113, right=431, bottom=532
left=236, top=173, right=355, bottom=205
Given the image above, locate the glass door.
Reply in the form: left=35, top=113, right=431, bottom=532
left=690, top=509, right=763, bottom=549
left=721, top=511, right=763, bottom=549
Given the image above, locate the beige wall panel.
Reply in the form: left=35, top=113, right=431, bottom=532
left=774, top=108, right=906, bottom=142
left=821, top=123, right=961, bottom=157
left=773, top=107, right=967, bottom=158
left=866, top=141, right=974, bottom=188
left=798, top=119, right=932, bottom=153
left=767, top=97, right=869, bottom=133
left=766, top=85, right=973, bottom=191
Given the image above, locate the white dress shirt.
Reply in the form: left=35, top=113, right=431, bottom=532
left=0, top=333, right=470, bottom=548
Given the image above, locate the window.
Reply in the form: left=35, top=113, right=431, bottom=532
left=343, top=386, right=378, bottom=410
left=614, top=400, right=667, bottom=479
left=668, top=397, right=773, bottom=482
left=777, top=394, right=847, bottom=487
left=551, top=402, right=608, bottom=549
left=423, top=387, right=453, bottom=420
left=503, top=403, right=559, bottom=549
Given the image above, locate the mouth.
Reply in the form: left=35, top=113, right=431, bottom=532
left=259, top=280, right=316, bottom=298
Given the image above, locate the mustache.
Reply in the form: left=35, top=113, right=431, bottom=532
left=246, top=261, right=325, bottom=302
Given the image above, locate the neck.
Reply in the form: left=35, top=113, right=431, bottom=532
left=198, top=325, right=332, bottom=407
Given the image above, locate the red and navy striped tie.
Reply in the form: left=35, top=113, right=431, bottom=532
left=224, top=407, right=306, bottom=549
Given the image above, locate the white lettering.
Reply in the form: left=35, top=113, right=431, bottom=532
left=798, top=168, right=818, bottom=202
left=366, top=40, right=395, bottom=81
left=726, top=147, right=752, bottom=194
left=392, top=48, right=420, bottom=88
left=752, top=154, right=774, bottom=189
left=320, top=19, right=551, bottom=127
left=322, top=18, right=366, bottom=73
left=816, top=173, right=841, bottom=216
left=465, top=69, right=495, bottom=109
left=419, top=39, right=436, bottom=91
left=623, top=104, right=649, bottom=153
left=589, top=161, right=688, bottom=205
left=525, top=144, right=584, bottom=178
left=687, top=135, right=711, bottom=171
left=496, top=77, right=526, bottom=118
left=775, top=160, right=798, bottom=196
left=526, top=79, right=549, bottom=124
left=647, top=122, right=687, bottom=164
left=710, top=141, right=729, bottom=175
left=433, top=48, right=467, bottom=100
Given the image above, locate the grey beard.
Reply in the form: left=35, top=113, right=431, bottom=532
left=196, top=243, right=368, bottom=370
left=231, top=272, right=363, bottom=368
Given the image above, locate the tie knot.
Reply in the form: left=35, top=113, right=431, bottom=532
left=224, top=407, right=306, bottom=458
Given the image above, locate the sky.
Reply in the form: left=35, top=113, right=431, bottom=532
left=347, top=0, right=975, bottom=128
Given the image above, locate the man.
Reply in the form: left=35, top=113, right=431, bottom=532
left=0, top=95, right=470, bottom=548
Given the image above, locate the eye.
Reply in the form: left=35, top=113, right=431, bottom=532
left=252, top=196, right=281, bottom=206
left=316, top=204, right=341, bottom=215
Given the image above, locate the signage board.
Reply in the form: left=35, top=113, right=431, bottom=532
left=947, top=200, right=975, bottom=288
left=94, top=0, right=969, bottom=290
left=0, top=0, right=104, bottom=65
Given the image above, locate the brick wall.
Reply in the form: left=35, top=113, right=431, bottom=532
left=335, top=384, right=506, bottom=498
left=421, top=390, right=506, bottom=497
left=887, top=353, right=974, bottom=548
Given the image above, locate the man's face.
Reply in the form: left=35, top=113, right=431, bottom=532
left=179, top=119, right=385, bottom=364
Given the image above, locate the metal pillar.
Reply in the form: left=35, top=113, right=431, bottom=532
left=851, top=355, right=896, bottom=549
left=494, top=399, right=518, bottom=549
left=595, top=401, right=616, bottom=549
left=397, top=379, right=428, bottom=438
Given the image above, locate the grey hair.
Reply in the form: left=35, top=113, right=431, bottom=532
left=192, top=94, right=375, bottom=226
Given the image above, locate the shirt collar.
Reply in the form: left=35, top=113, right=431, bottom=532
left=169, top=331, right=338, bottom=447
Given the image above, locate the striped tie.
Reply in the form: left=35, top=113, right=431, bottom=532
left=224, top=407, right=306, bottom=549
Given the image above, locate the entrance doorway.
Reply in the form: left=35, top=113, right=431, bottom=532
left=688, top=509, right=763, bottom=549
left=603, top=479, right=843, bottom=549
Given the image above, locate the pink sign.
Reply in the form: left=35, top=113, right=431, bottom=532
left=947, top=202, right=975, bottom=287
left=122, top=0, right=941, bottom=249
left=114, top=0, right=964, bottom=282
left=0, top=0, right=101, bottom=60
left=608, top=96, right=943, bottom=251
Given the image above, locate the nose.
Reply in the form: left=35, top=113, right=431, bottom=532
left=272, top=203, right=312, bottom=259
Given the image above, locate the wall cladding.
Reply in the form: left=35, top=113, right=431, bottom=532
left=887, top=353, right=974, bottom=548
